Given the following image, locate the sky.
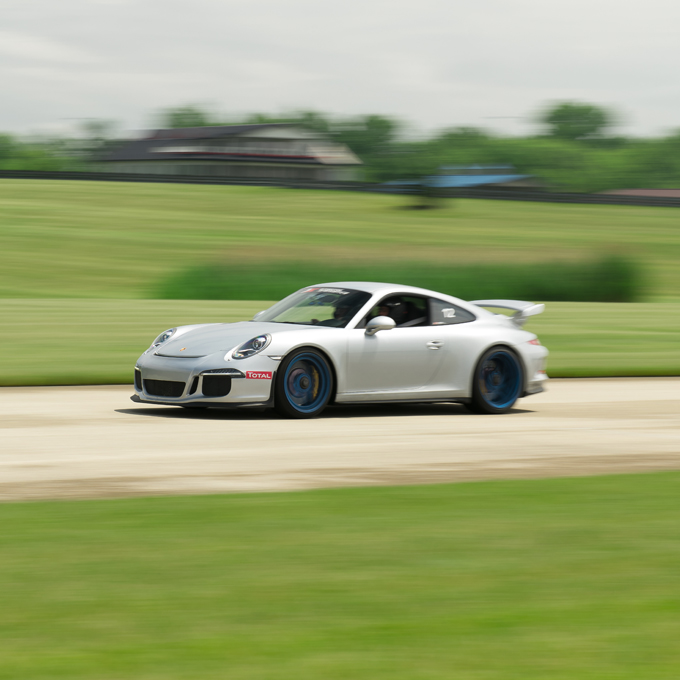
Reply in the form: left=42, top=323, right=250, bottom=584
left=2, top=0, right=679, bottom=138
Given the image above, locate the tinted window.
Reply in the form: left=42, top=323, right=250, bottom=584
left=429, top=298, right=475, bottom=325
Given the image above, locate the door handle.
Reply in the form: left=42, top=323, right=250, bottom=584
left=426, top=341, right=443, bottom=350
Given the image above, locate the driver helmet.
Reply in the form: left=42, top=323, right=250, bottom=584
left=383, top=299, right=406, bottom=324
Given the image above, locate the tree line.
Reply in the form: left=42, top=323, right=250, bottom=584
left=2, top=103, right=680, bottom=193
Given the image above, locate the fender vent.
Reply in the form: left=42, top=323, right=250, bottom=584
left=144, top=379, right=185, bottom=398
left=202, top=375, right=232, bottom=397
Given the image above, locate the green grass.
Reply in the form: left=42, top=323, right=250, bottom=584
left=3, top=474, right=680, bottom=679
left=1, top=179, right=678, bottom=383
left=527, top=301, right=680, bottom=377
left=1, top=179, right=679, bottom=300
left=1, top=299, right=678, bottom=385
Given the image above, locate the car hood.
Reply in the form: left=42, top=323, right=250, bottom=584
left=155, top=321, right=316, bottom=358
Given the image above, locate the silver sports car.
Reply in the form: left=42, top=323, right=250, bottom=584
left=132, top=282, right=548, bottom=418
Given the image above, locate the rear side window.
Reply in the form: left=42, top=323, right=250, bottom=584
left=429, top=298, right=475, bottom=325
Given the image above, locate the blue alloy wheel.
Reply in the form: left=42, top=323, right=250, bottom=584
left=470, top=348, right=522, bottom=414
left=276, top=350, right=332, bottom=418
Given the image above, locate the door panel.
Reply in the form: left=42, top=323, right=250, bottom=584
left=344, top=327, right=445, bottom=397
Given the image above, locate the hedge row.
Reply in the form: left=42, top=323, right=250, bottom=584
left=155, top=256, right=639, bottom=303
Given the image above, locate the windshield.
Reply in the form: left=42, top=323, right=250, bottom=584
left=255, top=287, right=372, bottom=328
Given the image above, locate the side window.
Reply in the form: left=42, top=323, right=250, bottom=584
left=429, top=298, right=475, bottom=325
left=361, top=295, right=429, bottom=328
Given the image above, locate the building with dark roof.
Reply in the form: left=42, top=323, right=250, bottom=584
left=98, top=123, right=362, bottom=181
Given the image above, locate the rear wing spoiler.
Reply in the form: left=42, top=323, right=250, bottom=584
left=471, top=300, right=545, bottom=328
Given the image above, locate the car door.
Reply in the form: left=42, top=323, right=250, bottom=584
left=342, top=294, right=445, bottom=399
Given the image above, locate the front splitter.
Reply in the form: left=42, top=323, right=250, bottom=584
left=130, top=394, right=272, bottom=409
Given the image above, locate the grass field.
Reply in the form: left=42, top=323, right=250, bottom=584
left=1, top=179, right=679, bottom=300
left=2, top=179, right=679, bottom=383
left=3, top=474, right=680, bottom=679
left=1, top=299, right=678, bottom=385
left=3, top=180, right=679, bottom=679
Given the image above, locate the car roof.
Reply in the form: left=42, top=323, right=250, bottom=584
left=311, top=281, right=466, bottom=302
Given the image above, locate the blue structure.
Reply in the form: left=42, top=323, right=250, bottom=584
left=425, top=165, right=532, bottom=189
left=382, top=165, right=534, bottom=194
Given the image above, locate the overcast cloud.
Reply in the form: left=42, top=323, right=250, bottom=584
left=2, top=0, right=679, bottom=137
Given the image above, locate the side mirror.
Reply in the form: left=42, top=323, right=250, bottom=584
left=252, top=310, right=266, bottom=321
left=365, top=316, right=396, bottom=336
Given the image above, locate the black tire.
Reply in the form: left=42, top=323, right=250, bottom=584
left=468, top=346, right=523, bottom=414
left=274, top=349, right=333, bottom=419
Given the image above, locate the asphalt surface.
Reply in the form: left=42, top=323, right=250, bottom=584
left=1, top=378, right=679, bottom=501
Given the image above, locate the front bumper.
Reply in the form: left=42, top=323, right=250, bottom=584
left=133, top=351, right=277, bottom=407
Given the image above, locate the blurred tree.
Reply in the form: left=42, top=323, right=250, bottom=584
left=0, top=134, right=18, bottom=163
left=541, top=102, right=613, bottom=141
left=334, top=115, right=399, bottom=158
left=0, top=132, right=81, bottom=171
left=81, top=119, right=117, bottom=143
left=244, top=110, right=331, bottom=133
left=293, top=110, right=331, bottom=134
left=436, top=127, right=489, bottom=144
left=79, top=119, right=118, bottom=157
left=245, top=112, right=283, bottom=125
left=160, top=105, right=215, bottom=128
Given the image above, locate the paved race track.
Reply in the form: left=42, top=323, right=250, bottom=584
left=1, top=378, right=679, bottom=501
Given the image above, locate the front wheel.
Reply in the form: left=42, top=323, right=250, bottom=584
left=274, top=349, right=333, bottom=419
left=467, top=347, right=523, bottom=414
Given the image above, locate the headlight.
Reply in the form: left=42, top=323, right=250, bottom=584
left=231, top=334, right=271, bottom=360
left=152, top=328, right=176, bottom=346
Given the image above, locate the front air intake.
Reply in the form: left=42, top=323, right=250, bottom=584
left=134, top=369, right=142, bottom=391
left=143, top=379, right=185, bottom=398
left=202, top=375, right=232, bottom=397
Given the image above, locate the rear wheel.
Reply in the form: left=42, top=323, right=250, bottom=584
left=274, top=349, right=333, bottom=419
left=467, top=347, right=523, bottom=414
